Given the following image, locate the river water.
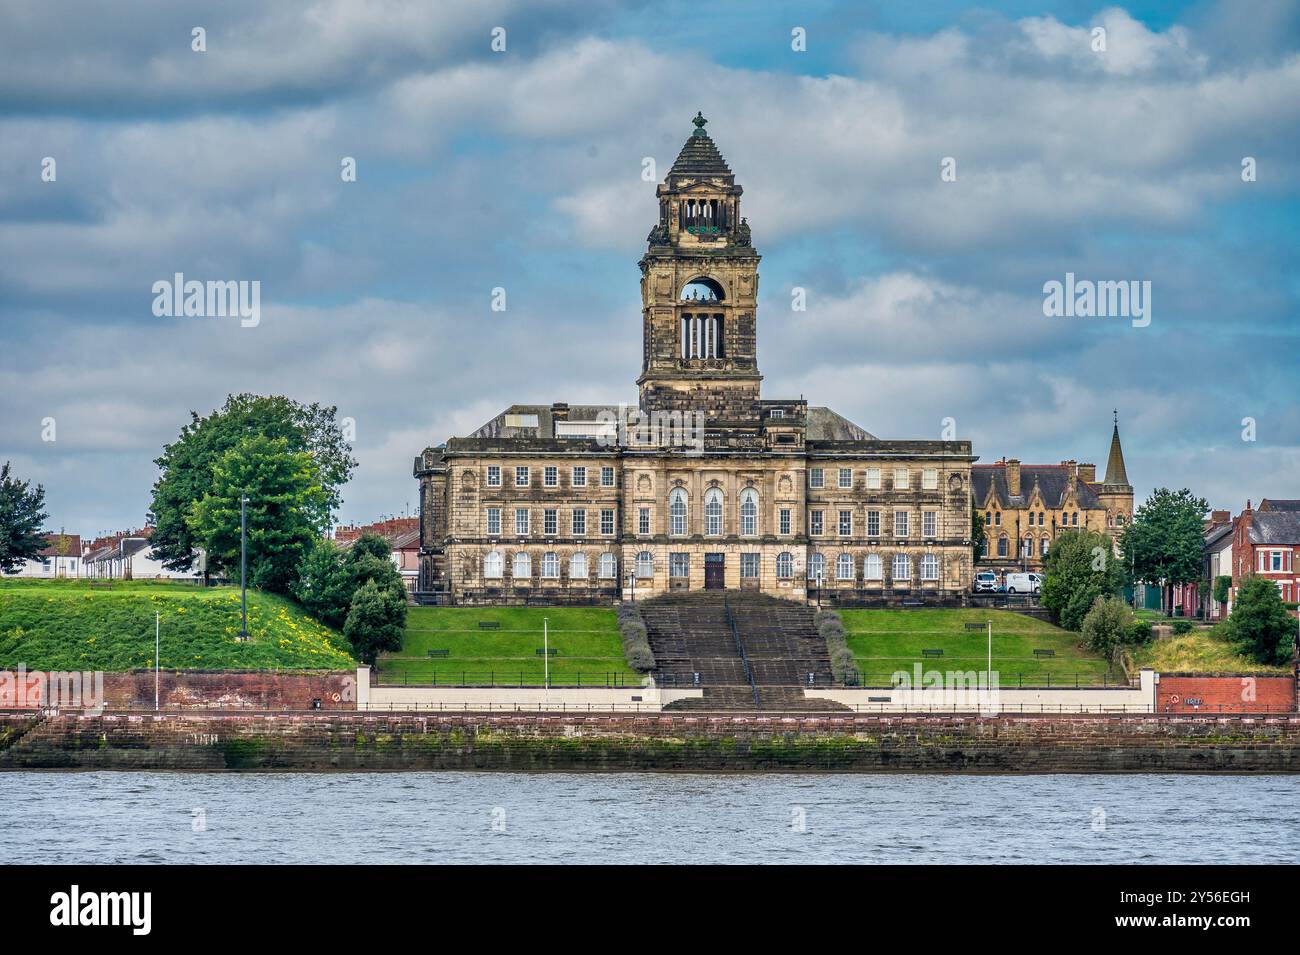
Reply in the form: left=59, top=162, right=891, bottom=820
left=2, top=772, right=1295, bottom=864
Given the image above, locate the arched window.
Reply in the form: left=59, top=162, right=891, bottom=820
left=920, top=553, right=939, bottom=581
left=636, top=551, right=654, bottom=578
left=740, top=488, right=758, bottom=537
left=776, top=552, right=793, bottom=578
left=1072, top=512, right=1079, bottom=526
left=669, top=488, right=688, bottom=536
left=981, top=538, right=990, bottom=557
left=835, top=553, right=854, bottom=580
left=569, top=552, right=587, bottom=579
left=1040, top=536, right=1050, bottom=557
left=997, top=536, right=1009, bottom=557
left=892, top=554, right=911, bottom=581
left=809, top=553, right=825, bottom=583
left=865, top=553, right=883, bottom=581
left=541, top=552, right=560, bottom=578
left=598, top=553, right=617, bottom=579
left=512, top=552, right=531, bottom=579
left=484, top=550, right=503, bottom=579
left=1022, top=537, right=1033, bottom=558
left=704, top=488, right=723, bottom=536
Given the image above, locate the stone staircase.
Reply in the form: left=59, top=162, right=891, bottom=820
left=639, top=591, right=848, bottom=712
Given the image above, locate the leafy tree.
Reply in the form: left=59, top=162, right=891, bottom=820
left=971, top=505, right=986, bottom=562
left=149, top=395, right=357, bottom=574
left=187, top=435, right=330, bottom=594
left=1081, top=595, right=1138, bottom=657
left=291, top=539, right=354, bottom=628
left=1225, top=575, right=1296, bottom=667
left=1040, top=529, right=1125, bottom=631
left=0, top=462, right=49, bottom=573
left=1212, top=575, right=1232, bottom=607
left=1120, top=488, right=1209, bottom=616
left=344, top=580, right=406, bottom=665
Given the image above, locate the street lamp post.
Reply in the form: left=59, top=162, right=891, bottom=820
left=239, top=493, right=249, bottom=640
left=155, top=610, right=160, bottom=711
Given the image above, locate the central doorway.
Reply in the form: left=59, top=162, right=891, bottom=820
left=704, top=553, right=725, bottom=589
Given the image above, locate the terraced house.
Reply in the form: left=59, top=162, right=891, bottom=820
left=414, top=115, right=976, bottom=606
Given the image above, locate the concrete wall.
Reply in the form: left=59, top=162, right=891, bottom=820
left=359, top=668, right=698, bottom=712
left=806, top=669, right=1157, bottom=714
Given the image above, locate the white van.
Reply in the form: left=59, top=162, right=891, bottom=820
left=1005, top=572, right=1042, bottom=595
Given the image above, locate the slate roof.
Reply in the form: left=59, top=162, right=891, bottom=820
left=1260, top=499, right=1300, bottom=512
left=1249, top=511, right=1300, bottom=545
left=1103, top=423, right=1130, bottom=487
left=669, top=114, right=733, bottom=178
left=807, top=407, right=875, bottom=441
left=971, top=464, right=1102, bottom=510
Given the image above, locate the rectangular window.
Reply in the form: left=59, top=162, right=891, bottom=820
left=866, top=510, right=880, bottom=537
left=865, top=468, right=881, bottom=490
left=486, top=508, right=501, bottom=536
left=543, top=466, right=558, bottom=487
left=994, top=512, right=1002, bottom=527
left=600, top=509, right=615, bottom=535
left=514, top=508, right=530, bottom=536
left=600, top=466, right=615, bottom=487
left=572, top=509, right=586, bottom=536
left=809, top=468, right=824, bottom=489
left=515, top=466, right=529, bottom=487
left=838, top=510, right=852, bottom=536
left=923, top=511, right=936, bottom=538
left=922, top=468, right=938, bottom=490
left=838, top=468, right=853, bottom=489
left=669, top=553, right=690, bottom=578
left=486, top=466, right=501, bottom=487
left=894, top=510, right=909, bottom=537
left=894, top=468, right=910, bottom=490
left=543, top=509, right=557, bottom=535
left=572, top=466, right=587, bottom=487
left=740, top=553, right=760, bottom=578
left=638, top=507, right=650, bottom=536
left=810, top=510, right=823, bottom=536
left=779, top=508, right=791, bottom=535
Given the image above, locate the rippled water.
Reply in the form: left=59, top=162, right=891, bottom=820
left=2, top=772, right=1296, bottom=864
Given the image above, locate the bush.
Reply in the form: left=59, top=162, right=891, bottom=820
left=343, top=579, right=406, bottom=665
left=618, top=604, right=656, bottom=672
left=817, top=611, right=860, bottom=686
left=1128, top=620, right=1153, bottom=644
left=1212, top=575, right=1232, bottom=607
left=1225, top=575, right=1296, bottom=666
left=1081, top=595, right=1137, bottom=656
left=1172, top=619, right=1194, bottom=635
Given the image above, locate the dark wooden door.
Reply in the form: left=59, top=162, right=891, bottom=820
left=704, top=553, right=725, bottom=589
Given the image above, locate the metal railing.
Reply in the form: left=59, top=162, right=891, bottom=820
left=372, top=670, right=638, bottom=688
left=723, top=597, right=761, bottom=707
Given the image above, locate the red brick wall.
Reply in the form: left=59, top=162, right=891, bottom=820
left=1158, top=674, right=1295, bottom=714
left=101, top=670, right=357, bottom=710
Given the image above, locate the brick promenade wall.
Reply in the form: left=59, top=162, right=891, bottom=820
left=100, top=670, right=357, bottom=710
left=2, top=712, right=1298, bottom=773
left=1158, top=674, right=1295, bottom=714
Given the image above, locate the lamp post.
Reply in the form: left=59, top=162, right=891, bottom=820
left=239, top=493, right=249, bottom=640
left=154, top=611, right=160, bottom=711
left=543, top=616, right=549, bottom=690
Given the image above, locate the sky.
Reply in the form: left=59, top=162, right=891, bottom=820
left=1, top=0, right=1297, bottom=537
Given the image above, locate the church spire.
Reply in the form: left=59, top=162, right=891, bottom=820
left=1103, top=412, right=1130, bottom=488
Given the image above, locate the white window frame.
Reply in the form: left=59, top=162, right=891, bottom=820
left=838, top=468, right=853, bottom=489
left=636, top=551, right=654, bottom=578
left=598, top=553, right=617, bottom=579
left=484, top=550, right=503, bottom=579
left=894, top=468, right=910, bottom=490
left=486, top=466, right=501, bottom=487
left=638, top=507, right=651, bottom=536
left=838, top=510, right=852, bottom=536
left=486, top=507, right=501, bottom=536
left=572, top=466, right=587, bottom=487
left=569, top=553, right=588, bottom=579
left=865, top=553, right=883, bottom=581
left=922, top=511, right=936, bottom=538
left=835, top=553, right=854, bottom=580
left=866, top=510, right=880, bottom=537
left=543, top=466, right=558, bottom=488
left=515, top=466, right=529, bottom=487
left=600, top=508, right=615, bottom=535
left=779, top=508, right=791, bottom=536
left=894, top=510, right=909, bottom=538
left=810, top=509, right=823, bottom=536
left=809, top=468, right=824, bottom=489
left=572, top=509, right=586, bottom=536
left=776, top=552, right=793, bottom=579
left=541, top=552, right=560, bottom=578
left=514, top=508, right=530, bottom=536
left=740, top=488, right=759, bottom=537
left=740, top=553, right=760, bottom=579
left=543, top=509, right=557, bottom=536
left=600, top=466, right=615, bottom=487
left=892, top=553, right=911, bottom=581
left=922, top=468, right=938, bottom=490
left=920, top=553, right=939, bottom=581
left=705, top=489, right=723, bottom=537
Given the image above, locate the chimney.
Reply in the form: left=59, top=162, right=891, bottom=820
left=1077, top=462, right=1096, bottom=483
left=1006, top=459, right=1021, bottom=497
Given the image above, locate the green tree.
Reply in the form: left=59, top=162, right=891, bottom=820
left=292, top=533, right=406, bottom=631
left=344, top=579, right=406, bottom=665
left=1225, top=575, right=1296, bottom=667
left=1081, top=595, right=1138, bottom=657
left=1212, top=575, right=1232, bottom=607
left=1120, top=488, right=1209, bottom=616
left=1040, top=529, right=1125, bottom=631
left=0, top=462, right=49, bottom=574
left=149, top=394, right=357, bottom=573
left=187, top=434, right=331, bottom=594
left=971, top=505, right=987, bottom=563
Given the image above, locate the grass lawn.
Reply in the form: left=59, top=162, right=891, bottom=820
left=1129, top=628, right=1289, bottom=675
left=377, top=606, right=638, bottom=685
left=0, top=577, right=355, bottom=670
left=838, top=608, right=1116, bottom=685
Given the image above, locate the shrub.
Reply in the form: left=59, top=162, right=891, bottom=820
left=1081, top=595, right=1137, bottom=656
left=1225, top=575, right=1296, bottom=666
left=816, top=611, right=860, bottom=685
left=343, top=580, right=406, bottom=665
left=1212, top=575, right=1232, bottom=607
left=1172, top=619, right=1194, bottom=635
left=617, top=604, right=656, bottom=672
left=1128, top=620, right=1153, bottom=645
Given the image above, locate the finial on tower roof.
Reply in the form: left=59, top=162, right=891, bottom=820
left=692, top=111, right=708, bottom=137
left=1113, top=408, right=1118, bottom=425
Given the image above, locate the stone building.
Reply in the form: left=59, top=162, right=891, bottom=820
left=414, top=114, right=976, bottom=605
left=971, top=416, right=1133, bottom=571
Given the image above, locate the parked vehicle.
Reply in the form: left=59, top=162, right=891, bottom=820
left=1006, top=572, right=1042, bottom=595
left=973, top=572, right=1000, bottom=594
